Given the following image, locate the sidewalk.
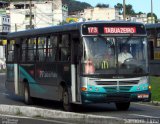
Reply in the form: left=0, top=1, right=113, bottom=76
left=0, top=104, right=124, bottom=124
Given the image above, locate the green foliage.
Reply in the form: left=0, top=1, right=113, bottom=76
left=147, top=12, right=158, bottom=23
left=114, top=3, right=141, bottom=16
left=96, top=3, right=109, bottom=8
left=62, top=0, right=92, bottom=12
left=114, top=3, right=123, bottom=14
left=150, top=76, right=160, bottom=101
left=125, top=4, right=136, bottom=15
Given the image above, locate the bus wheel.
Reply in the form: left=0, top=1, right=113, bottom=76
left=62, top=88, right=73, bottom=111
left=115, top=102, right=130, bottom=111
left=24, top=83, right=32, bottom=105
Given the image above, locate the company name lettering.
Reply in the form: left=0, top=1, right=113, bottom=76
left=40, top=71, right=57, bottom=78
left=104, top=27, right=136, bottom=34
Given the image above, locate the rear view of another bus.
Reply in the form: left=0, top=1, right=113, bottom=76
left=146, top=23, right=160, bottom=76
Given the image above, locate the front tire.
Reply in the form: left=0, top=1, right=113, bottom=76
left=115, top=102, right=130, bottom=111
left=24, top=83, right=32, bottom=105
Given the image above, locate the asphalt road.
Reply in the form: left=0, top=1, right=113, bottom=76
left=0, top=73, right=160, bottom=121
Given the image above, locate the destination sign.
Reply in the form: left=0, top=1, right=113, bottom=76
left=82, top=23, right=145, bottom=35
left=88, top=27, right=99, bottom=34
left=104, top=27, right=136, bottom=34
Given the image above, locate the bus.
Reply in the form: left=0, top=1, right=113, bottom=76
left=5, top=21, right=151, bottom=111
left=146, top=23, right=160, bottom=76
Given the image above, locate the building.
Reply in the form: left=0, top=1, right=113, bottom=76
left=82, top=7, right=117, bottom=21
left=0, top=14, right=10, bottom=32
left=0, top=2, right=10, bottom=69
left=8, top=0, right=68, bottom=32
left=125, top=14, right=148, bottom=24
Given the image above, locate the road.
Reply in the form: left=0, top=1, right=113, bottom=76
left=0, top=73, right=160, bottom=122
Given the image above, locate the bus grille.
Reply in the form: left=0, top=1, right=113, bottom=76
left=105, top=86, right=132, bottom=93
left=119, top=80, right=139, bottom=85
left=96, top=80, right=139, bottom=86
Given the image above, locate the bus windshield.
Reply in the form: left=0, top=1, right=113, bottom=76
left=82, top=36, right=148, bottom=75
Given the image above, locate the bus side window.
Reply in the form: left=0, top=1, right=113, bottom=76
left=48, top=35, right=58, bottom=62
left=21, top=39, right=27, bottom=62
left=37, top=37, right=47, bottom=62
left=7, top=40, right=15, bottom=62
left=27, top=38, right=36, bottom=62
left=149, top=40, right=154, bottom=60
left=59, top=34, right=70, bottom=61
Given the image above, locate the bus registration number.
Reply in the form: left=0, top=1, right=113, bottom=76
left=137, top=94, right=149, bottom=99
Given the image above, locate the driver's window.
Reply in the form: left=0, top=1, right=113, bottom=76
left=118, top=41, right=133, bottom=65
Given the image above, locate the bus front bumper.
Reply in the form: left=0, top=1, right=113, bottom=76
left=81, top=91, right=151, bottom=104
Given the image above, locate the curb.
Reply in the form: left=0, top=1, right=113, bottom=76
left=0, top=104, right=125, bottom=124
left=148, top=101, right=160, bottom=106
left=138, top=101, right=160, bottom=106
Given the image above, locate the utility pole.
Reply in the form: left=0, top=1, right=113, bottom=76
left=123, top=0, right=126, bottom=21
left=52, top=0, right=54, bottom=25
left=151, top=0, right=153, bottom=23
left=29, top=0, right=33, bottom=29
left=15, top=24, right=17, bottom=32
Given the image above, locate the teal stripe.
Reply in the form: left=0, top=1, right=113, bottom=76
left=19, top=66, right=46, bottom=93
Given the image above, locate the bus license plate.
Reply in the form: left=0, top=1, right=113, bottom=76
left=137, top=94, right=149, bottom=99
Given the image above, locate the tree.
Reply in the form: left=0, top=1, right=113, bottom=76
left=96, top=3, right=109, bottom=8
left=62, top=0, right=92, bottom=12
left=137, top=11, right=144, bottom=15
left=125, top=4, right=136, bottom=15
left=147, top=12, right=158, bottom=23
left=115, top=3, right=136, bottom=16
left=114, top=3, right=123, bottom=14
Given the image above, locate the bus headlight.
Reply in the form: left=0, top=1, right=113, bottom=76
left=139, top=76, right=148, bottom=84
left=148, top=85, right=152, bottom=91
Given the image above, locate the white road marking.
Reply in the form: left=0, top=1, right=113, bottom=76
left=0, top=114, right=75, bottom=124
left=129, top=114, right=160, bottom=118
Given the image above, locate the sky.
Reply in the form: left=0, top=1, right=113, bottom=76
left=77, top=0, right=160, bottom=18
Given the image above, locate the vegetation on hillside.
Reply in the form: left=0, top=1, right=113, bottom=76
left=62, top=0, right=92, bottom=12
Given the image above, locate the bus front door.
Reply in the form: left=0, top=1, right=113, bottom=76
left=71, top=37, right=81, bottom=103
left=14, top=43, right=21, bottom=95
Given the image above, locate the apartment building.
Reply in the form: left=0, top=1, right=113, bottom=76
left=8, top=0, right=68, bottom=32
left=82, top=7, right=118, bottom=21
left=0, top=14, right=10, bottom=32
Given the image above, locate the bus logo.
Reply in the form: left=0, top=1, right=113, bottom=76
left=104, top=27, right=136, bottom=34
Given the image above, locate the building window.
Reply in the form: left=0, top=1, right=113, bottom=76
left=25, top=14, right=34, bottom=20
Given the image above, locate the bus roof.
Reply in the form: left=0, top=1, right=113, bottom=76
left=145, top=23, right=160, bottom=29
left=7, top=21, right=145, bottom=39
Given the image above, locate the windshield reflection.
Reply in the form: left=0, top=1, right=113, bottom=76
left=82, top=36, right=148, bottom=75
